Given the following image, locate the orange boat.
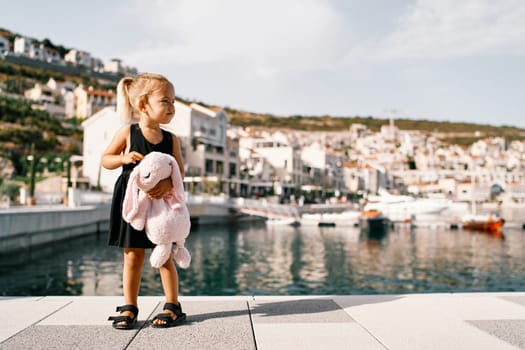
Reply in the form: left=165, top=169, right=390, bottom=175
left=361, top=209, right=383, bottom=219
left=462, top=214, right=505, bottom=233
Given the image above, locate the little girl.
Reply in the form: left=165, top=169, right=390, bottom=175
left=102, top=73, right=186, bottom=329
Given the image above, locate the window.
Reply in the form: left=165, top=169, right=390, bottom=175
left=216, top=161, right=224, bottom=175
left=229, top=163, right=237, bottom=177
left=205, top=159, right=214, bottom=174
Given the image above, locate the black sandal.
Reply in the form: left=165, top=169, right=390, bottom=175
left=151, top=302, right=186, bottom=328
left=108, top=304, right=139, bottom=330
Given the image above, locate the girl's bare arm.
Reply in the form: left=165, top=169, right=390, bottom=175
left=172, top=134, right=185, bottom=178
left=101, top=125, right=144, bottom=169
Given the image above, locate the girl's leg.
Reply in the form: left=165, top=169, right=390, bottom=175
left=117, top=248, right=145, bottom=325
left=153, top=257, right=180, bottom=326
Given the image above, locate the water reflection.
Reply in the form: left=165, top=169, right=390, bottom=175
left=0, top=222, right=524, bottom=296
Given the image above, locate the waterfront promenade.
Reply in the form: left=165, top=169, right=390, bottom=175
left=1, top=292, right=524, bottom=349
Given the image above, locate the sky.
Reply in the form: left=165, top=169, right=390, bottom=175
left=1, top=0, right=524, bottom=128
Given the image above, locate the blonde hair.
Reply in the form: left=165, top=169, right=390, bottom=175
left=116, top=73, right=172, bottom=122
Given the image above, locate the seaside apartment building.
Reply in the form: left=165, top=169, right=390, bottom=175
left=161, top=102, right=241, bottom=196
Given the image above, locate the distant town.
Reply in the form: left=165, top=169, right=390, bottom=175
left=1, top=29, right=524, bottom=209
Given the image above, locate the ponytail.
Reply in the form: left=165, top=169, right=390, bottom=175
left=116, top=77, right=134, bottom=122
left=116, top=73, right=171, bottom=122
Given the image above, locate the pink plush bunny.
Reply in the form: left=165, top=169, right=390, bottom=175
left=122, top=151, right=191, bottom=268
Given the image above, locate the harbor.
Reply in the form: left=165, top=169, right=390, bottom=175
left=2, top=194, right=523, bottom=257
left=2, top=214, right=525, bottom=296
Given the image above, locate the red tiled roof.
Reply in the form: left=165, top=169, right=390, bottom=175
left=85, top=89, right=115, bottom=97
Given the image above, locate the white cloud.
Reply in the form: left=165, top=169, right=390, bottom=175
left=126, top=0, right=347, bottom=77
left=346, top=0, right=525, bottom=62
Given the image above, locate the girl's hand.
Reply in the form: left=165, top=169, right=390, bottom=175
left=121, top=151, right=144, bottom=165
left=147, top=177, right=173, bottom=199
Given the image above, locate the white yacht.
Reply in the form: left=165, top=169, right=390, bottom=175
left=363, top=191, right=449, bottom=222
left=300, top=210, right=361, bottom=227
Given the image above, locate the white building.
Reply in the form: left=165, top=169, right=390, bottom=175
left=103, top=58, right=137, bottom=76
left=24, top=79, right=69, bottom=118
left=91, top=57, right=105, bottom=72
left=13, top=36, right=61, bottom=63
left=82, top=101, right=236, bottom=194
left=81, top=107, right=124, bottom=192
left=343, top=163, right=364, bottom=193
left=69, top=86, right=116, bottom=119
left=162, top=102, right=237, bottom=194
left=14, top=36, right=32, bottom=56
left=301, top=141, right=326, bottom=170
left=64, top=49, right=92, bottom=67
left=46, top=78, right=75, bottom=95
left=42, top=47, right=61, bottom=63
left=104, top=58, right=122, bottom=74
left=237, top=131, right=302, bottom=197
left=24, top=83, right=55, bottom=104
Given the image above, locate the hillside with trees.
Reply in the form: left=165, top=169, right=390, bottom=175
left=0, top=96, right=82, bottom=203
left=225, top=108, right=525, bottom=145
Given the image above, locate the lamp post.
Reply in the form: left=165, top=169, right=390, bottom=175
left=26, top=143, right=37, bottom=206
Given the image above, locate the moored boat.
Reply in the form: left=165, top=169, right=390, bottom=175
left=363, top=191, right=449, bottom=222
left=360, top=209, right=389, bottom=236
left=462, top=214, right=505, bottom=233
left=300, top=210, right=360, bottom=227
left=265, top=217, right=300, bottom=226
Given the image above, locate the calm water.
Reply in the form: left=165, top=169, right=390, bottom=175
left=1, top=221, right=525, bottom=296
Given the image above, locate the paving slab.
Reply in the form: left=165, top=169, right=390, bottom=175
left=128, top=299, right=255, bottom=350
left=0, top=325, right=140, bottom=350
left=250, top=297, right=354, bottom=323
left=468, top=320, right=525, bottom=350
left=37, top=296, right=159, bottom=325
left=253, top=323, right=385, bottom=350
left=0, top=296, right=161, bottom=350
left=0, top=297, right=68, bottom=343
left=499, top=295, right=525, bottom=308
left=334, top=294, right=521, bottom=350
left=447, top=294, right=525, bottom=320
left=249, top=297, right=385, bottom=350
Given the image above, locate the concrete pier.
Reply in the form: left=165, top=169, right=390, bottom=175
left=1, top=292, right=524, bottom=349
left=0, top=204, right=110, bottom=255
left=0, top=199, right=244, bottom=255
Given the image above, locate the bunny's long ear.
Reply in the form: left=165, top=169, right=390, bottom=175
left=122, top=166, right=140, bottom=222
left=166, top=155, right=185, bottom=209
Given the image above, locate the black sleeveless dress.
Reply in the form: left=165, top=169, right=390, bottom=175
left=108, top=124, right=174, bottom=248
